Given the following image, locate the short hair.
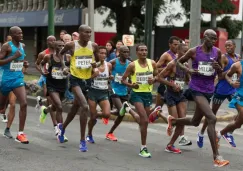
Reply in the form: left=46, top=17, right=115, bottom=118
left=63, top=34, right=71, bottom=40
left=98, top=46, right=107, bottom=52
left=136, top=44, right=147, bottom=51
left=60, top=30, right=67, bottom=34
left=226, top=39, right=236, bottom=45
left=116, top=40, right=124, bottom=45
left=178, top=43, right=187, bottom=51
left=169, top=36, right=180, bottom=44
left=55, top=40, right=64, bottom=44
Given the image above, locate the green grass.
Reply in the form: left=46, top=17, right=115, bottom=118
left=24, top=74, right=39, bottom=82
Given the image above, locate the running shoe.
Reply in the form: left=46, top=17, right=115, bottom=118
left=222, top=133, right=236, bottom=147
left=79, top=140, right=88, bottom=152
left=54, top=126, right=59, bottom=136
left=3, top=128, right=13, bottom=139
left=1, top=114, right=8, bottom=123
left=15, top=133, right=29, bottom=144
left=106, top=133, right=118, bottom=141
left=119, top=101, right=130, bottom=116
left=57, top=123, right=65, bottom=143
left=35, top=96, right=43, bottom=111
left=165, top=145, right=181, bottom=154
left=64, top=135, right=68, bottom=142
left=178, top=136, right=192, bottom=146
left=86, top=135, right=95, bottom=144
left=214, top=156, right=229, bottom=167
left=197, top=132, right=204, bottom=148
left=39, top=106, right=47, bottom=124
left=149, top=106, right=162, bottom=123
left=102, top=118, right=109, bottom=125
left=166, top=115, right=174, bottom=136
left=139, top=147, right=151, bottom=158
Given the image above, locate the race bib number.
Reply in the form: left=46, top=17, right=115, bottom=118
left=136, top=72, right=153, bottom=84
left=93, top=78, right=108, bottom=89
left=232, top=73, right=238, bottom=82
left=75, top=56, right=92, bottom=69
left=174, top=80, right=185, bottom=90
left=51, top=67, right=64, bottom=79
left=10, top=61, right=23, bottom=71
left=198, top=61, right=215, bottom=76
left=114, top=73, right=128, bottom=84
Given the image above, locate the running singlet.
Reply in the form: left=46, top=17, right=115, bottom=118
left=91, top=61, right=109, bottom=90
left=0, top=41, right=25, bottom=81
left=161, top=50, right=176, bottom=68
left=215, top=54, right=238, bottom=95
left=111, top=58, right=129, bottom=96
left=189, top=46, right=218, bottom=93
left=70, top=40, right=94, bottom=79
left=131, top=59, right=153, bottom=93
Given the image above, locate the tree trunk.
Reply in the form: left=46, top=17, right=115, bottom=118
left=32, top=0, right=38, bottom=11
left=26, top=0, right=33, bottom=11
left=16, top=0, right=22, bottom=12
left=2, top=0, right=7, bottom=13
left=55, top=0, right=59, bottom=10
left=43, top=0, right=47, bottom=10
left=37, top=0, right=43, bottom=11
left=7, top=1, right=13, bottom=12
left=21, top=0, right=27, bottom=11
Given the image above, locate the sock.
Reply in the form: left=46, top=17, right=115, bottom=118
left=198, top=132, right=204, bottom=137
left=18, top=131, right=24, bottom=135
left=217, top=131, right=221, bottom=138
left=179, top=135, right=184, bottom=139
left=141, top=145, right=146, bottom=150
left=6, top=127, right=9, bottom=130
left=125, top=106, right=131, bottom=113
left=54, top=124, right=57, bottom=127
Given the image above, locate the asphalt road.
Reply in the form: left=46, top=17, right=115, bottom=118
left=0, top=106, right=242, bottom=171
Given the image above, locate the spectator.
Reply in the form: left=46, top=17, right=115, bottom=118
left=105, top=41, right=116, bottom=62
left=115, top=40, right=124, bottom=57
left=63, top=34, right=72, bottom=44
left=72, top=32, right=79, bottom=41
left=60, top=30, right=67, bottom=41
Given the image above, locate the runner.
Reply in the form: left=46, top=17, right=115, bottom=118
left=150, top=36, right=180, bottom=122
left=166, top=29, right=229, bottom=167
left=86, top=46, right=113, bottom=143
left=105, top=46, right=140, bottom=141
left=0, top=26, right=29, bottom=144
left=121, top=44, right=157, bottom=158
left=157, top=43, right=192, bottom=152
left=35, top=36, right=59, bottom=135
left=39, top=40, right=68, bottom=143
left=216, top=59, right=243, bottom=148
left=58, top=25, right=98, bottom=152
left=197, top=40, right=240, bottom=148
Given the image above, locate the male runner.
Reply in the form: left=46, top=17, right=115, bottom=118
left=121, top=44, right=157, bottom=158
left=58, top=25, right=98, bottom=151
left=166, top=29, right=229, bottom=167
left=39, top=40, right=68, bottom=143
left=105, top=46, right=140, bottom=141
left=157, top=43, right=192, bottom=153
left=216, top=60, right=243, bottom=148
left=151, top=36, right=180, bottom=121
left=86, top=46, right=112, bottom=143
left=197, top=40, right=240, bottom=148
left=35, top=36, right=58, bottom=135
left=0, top=26, right=28, bottom=144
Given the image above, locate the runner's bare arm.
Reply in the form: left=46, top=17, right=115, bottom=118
left=157, top=61, right=175, bottom=87
left=218, top=54, right=228, bottom=80
left=0, top=43, right=22, bottom=66
left=225, top=62, right=240, bottom=87
left=35, top=52, right=45, bottom=73
left=109, top=58, right=116, bottom=70
left=121, top=62, right=136, bottom=88
left=156, top=53, right=168, bottom=72
left=107, top=62, right=114, bottom=80
left=177, top=48, right=196, bottom=72
left=40, top=54, right=51, bottom=66
left=215, top=49, right=223, bottom=78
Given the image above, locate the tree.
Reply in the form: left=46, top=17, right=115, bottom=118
left=170, top=0, right=242, bottom=39
left=60, top=0, right=167, bottom=41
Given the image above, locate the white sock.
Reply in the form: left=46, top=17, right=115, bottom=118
left=198, top=132, right=204, bottom=137
left=217, top=131, right=221, bottom=138
left=141, top=145, right=146, bottom=150
left=179, top=135, right=184, bottom=139
left=125, top=107, right=131, bottom=113
left=18, top=132, right=24, bottom=135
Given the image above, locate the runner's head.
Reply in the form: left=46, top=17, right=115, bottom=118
left=169, top=36, right=180, bottom=54
left=47, top=36, right=56, bottom=49
left=9, top=26, right=23, bottom=42
left=97, top=46, right=107, bottom=62
left=5, top=35, right=12, bottom=42
left=136, top=44, right=148, bottom=59
left=225, top=40, right=236, bottom=55
left=177, top=43, right=188, bottom=58
left=203, top=29, right=217, bottom=48
left=78, top=25, right=92, bottom=42
left=54, top=40, right=64, bottom=53
left=120, top=46, right=130, bottom=60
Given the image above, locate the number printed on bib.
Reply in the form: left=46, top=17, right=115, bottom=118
left=174, top=80, right=185, bottom=90
left=93, top=78, right=108, bottom=90
left=51, top=67, right=64, bottom=79
left=136, top=72, right=153, bottom=84
left=115, top=73, right=128, bottom=84
left=75, top=56, right=92, bottom=69
left=10, top=61, right=23, bottom=71
left=198, top=61, right=215, bottom=76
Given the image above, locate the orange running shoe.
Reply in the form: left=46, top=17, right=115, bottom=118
left=106, top=133, right=118, bottom=141
left=15, top=133, right=29, bottom=144
left=214, top=156, right=229, bottom=167
left=102, top=118, right=109, bottom=125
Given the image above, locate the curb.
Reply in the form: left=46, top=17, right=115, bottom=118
left=26, top=96, right=237, bottom=123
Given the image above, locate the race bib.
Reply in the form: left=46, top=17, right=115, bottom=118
left=51, top=67, right=64, bottom=79
left=10, top=61, right=23, bottom=71
left=93, top=78, right=108, bottom=89
left=114, top=73, right=128, bottom=84
left=75, top=56, right=92, bottom=69
left=198, top=61, right=215, bottom=76
left=232, top=73, right=238, bottom=82
left=174, top=80, right=185, bottom=90
left=136, top=72, right=153, bottom=84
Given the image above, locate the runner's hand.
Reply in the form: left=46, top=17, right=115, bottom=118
left=230, top=80, right=240, bottom=88
left=109, top=75, right=114, bottom=80
left=132, top=83, right=139, bottom=89
left=63, top=67, right=70, bottom=75
left=23, top=61, right=29, bottom=68
left=147, top=77, right=155, bottom=85
left=172, top=83, right=180, bottom=92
